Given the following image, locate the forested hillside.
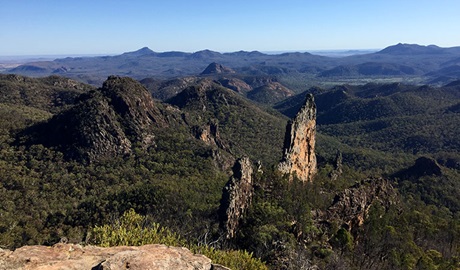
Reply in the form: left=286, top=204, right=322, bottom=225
left=0, top=74, right=459, bottom=269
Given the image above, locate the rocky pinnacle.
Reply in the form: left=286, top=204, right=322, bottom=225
left=219, top=157, right=254, bottom=239
left=278, top=93, right=317, bottom=182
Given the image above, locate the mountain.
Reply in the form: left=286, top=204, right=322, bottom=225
left=223, top=50, right=266, bottom=57
left=246, top=82, right=295, bottom=104
left=200, top=62, right=235, bottom=75
left=216, top=77, right=252, bottom=94
left=377, top=43, right=445, bottom=55
left=141, top=71, right=296, bottom=106
left=0, top=74, right=94, bottom=113
left=188, top=49, right=223, bottom=60
left=121, top=46, right=155, bottom=56
left=0, top=74, right=94, bottom=139
left=140, top=76, right=200, bottom=101
left=5, top=43, right=460, bottom=86
left=167, top=79, right=286, bottom=165
left=20, top=76, right=168, bottom=162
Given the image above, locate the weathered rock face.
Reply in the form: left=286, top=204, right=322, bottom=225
left=219, top=157, right=254, bottom=239
left=24, top=76, right=166, bottom=162
left=192, top=121, right=234, bottom=171
left=314, top=178, right=397, bottom=234
left=193, top=121, right=227, bottom=150
left=0, top=244, right=214, bottom=270
left=277, top=94, right=317, bottom=182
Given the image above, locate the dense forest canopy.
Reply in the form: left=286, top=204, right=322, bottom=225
left=0, top=71, right=459, bottom=269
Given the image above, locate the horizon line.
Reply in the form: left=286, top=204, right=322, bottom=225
left=0, top=48, right=381, bottom=59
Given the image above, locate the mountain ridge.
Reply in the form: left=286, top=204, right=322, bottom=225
left=6, top=43, right=460, bottom=86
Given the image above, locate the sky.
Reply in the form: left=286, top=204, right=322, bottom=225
left=1, top=0, right=460, bottom=56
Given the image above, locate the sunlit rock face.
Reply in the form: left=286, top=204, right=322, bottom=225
left=0, top=244, right=214, bottom=270
left=278, top=93, right=317, bottom=182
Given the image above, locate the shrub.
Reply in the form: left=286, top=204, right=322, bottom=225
left=89, top=208, right=185, bottom=247
left=90, top=209, right=268, bottom=270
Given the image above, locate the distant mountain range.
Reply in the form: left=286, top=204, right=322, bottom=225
left=2, top=43, right=460, bottom=86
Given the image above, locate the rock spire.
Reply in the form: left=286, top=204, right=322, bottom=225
left=219, top=157, right=254, bottom=239
left=277, top=93, right=317, bottom=182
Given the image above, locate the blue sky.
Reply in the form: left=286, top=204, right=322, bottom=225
left=1, top=0, right=459, bottom=55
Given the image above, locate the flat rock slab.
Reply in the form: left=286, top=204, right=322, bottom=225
left=0, top=244, right=213, bottom=270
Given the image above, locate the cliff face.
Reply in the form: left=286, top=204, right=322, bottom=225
left=0, top=244, right=216, bottom=270
left=277, top=94, right=317, bottom=182
left=193, top=120, right=228, bottom=150
left=23, top=76, right=167, bottom=162
left=219, top=157, right=254, bottom=239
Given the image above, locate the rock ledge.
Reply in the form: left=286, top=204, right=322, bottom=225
left=0, top=244, right=216, bottom=270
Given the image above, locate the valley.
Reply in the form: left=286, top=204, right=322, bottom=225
left=0, top=44, right=459, bottom=269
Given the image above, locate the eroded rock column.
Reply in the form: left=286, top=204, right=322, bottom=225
left=278, top=94, right=317, bottom=182
left=219, top=157, right=254, bottom=239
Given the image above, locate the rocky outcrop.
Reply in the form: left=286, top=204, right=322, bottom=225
left=314, top=178, right=397, bottom=234
left=201, top=63, right=235, bottom=75
left=192, top=121, right=234, bottom=171
left=329, top=151, right=343, bottom=181
left=23, top=76, right=166, bottom=162
left=219, top=157, right=254, bottom=239
left=0, top=244, right=215, bottom=270
left=277, top=94, right=317, bottom=182
left=193, top=121, right=227, bottom=150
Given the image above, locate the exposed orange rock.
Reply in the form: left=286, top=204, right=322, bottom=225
left=277, top=94, right=317, bottom=182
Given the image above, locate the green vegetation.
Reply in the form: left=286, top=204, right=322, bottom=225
left=0, top=74, right=459, bottom=269
left=90, top=208, right=185, bottom=247
left=90, top=209, right=268, bottom=270
left=167, top=82, right=286, bottom=166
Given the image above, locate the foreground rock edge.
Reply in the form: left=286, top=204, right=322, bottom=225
left=0, top=243, right=228, bottom=270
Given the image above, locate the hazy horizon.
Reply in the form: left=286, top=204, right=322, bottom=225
left=2, top=0, right=460, bottom=56
left=0, top=47, right=381, bottom=58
